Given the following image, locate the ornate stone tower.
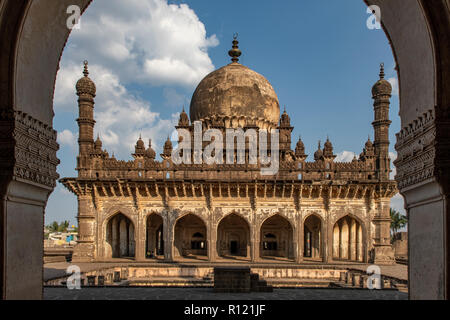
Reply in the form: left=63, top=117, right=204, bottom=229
left=72, top=61, right=97, bottom=262
left=371, top=63, right=395, bottom=264
left=372, top=63, right=392, bottom=181
left=76, top=61, right=96, bottom=175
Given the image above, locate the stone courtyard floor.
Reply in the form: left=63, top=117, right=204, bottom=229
left=44, top=261, right=408, bottom=282
left=44, top=287, right=408, bottom=300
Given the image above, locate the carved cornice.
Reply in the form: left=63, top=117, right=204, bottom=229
left=60, top=179, right=397, bottom=201
left=0, top=110, right=60, bottom=189
left=394, top=109, right=436, bottom=190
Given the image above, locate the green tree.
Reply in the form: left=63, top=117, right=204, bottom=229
left=390, top=208, right=407, bottom=239
left=46, top=220, right=71, bottom=233
left=59, top=220, right=70, bottom=232
left=48, top=221, right=59, bottom=233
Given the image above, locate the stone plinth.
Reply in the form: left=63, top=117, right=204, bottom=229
left=214, top=267, right=251, bottom=293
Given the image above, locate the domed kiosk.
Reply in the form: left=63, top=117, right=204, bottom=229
left=189, top=36, right=280, bottom=129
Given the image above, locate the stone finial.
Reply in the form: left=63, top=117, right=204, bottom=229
left=76, top=60, right=96, bottom=96
left=379, top=63, right=385, bottom=79
left=83, top=60, right=89, bottom=77
left=228, top=33, right=242, bottom=63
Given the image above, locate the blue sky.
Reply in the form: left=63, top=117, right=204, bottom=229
left=46, top=0, right=405, bottom=226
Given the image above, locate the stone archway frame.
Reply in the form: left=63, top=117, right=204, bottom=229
left=216, top=210, right=252, bottom=259
left=1, top=0, right=448, bottom=300
left=302, top=212, right=326, bottom=261
left=143, top=211, right=165, bottom=258
left=101, top=207, right=137, bottom=260
left=258, top=210, right=297, bottom=261
left=172, top=211, right=209, bottom=259
left=330, top=212, right=368, bottom=263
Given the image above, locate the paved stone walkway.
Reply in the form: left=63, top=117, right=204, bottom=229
left=44, top=287, right=407, bottom=300
left=44, top=261, right=408, bottom=282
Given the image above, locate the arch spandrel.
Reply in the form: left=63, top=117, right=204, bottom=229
left=257, top=209, right=297, bottom=233
left=102, top=206, right=137, bottom=225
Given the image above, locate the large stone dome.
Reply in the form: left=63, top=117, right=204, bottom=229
left=189, top=38, right=280, bottom=129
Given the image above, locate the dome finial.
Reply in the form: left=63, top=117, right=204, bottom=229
left=83, top=60, right=89, bottom=77
left=379, top=63, right=385, bottom=79
left=228, top=34, right=242, bottom=63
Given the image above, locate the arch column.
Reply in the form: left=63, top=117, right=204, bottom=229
left=208, top=216, right=217, bottom=262
left=293, top=221, right=300, bottom=263
left=322, top=215, right=329, bottom=263
left=135, top=213, right=146, bottom=261
left=163, top=212, right=174, bottom=262
left=251, top=219, right=260, bottom=262
left=297, top=214, right=304, bottom=263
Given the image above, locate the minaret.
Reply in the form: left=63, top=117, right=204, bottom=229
left=371, top=63, right=392, bottom=181
left=76, top=61, right=96, bottom=157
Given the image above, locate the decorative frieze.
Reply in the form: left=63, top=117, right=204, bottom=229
left=0, top=110, right=59, bottom=189
left=394, top=109, right=436, bottom=190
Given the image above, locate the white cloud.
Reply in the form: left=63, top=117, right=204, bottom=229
left=388, top=77, right=399, bottom=96
left=389, top=151, right=397, bottom=179
left=335, top=151, right=356, bottom=162
left=53, top=0, right=217, bottom=160
left=63, top=0, right=218, bottom=88
left=391, top=193, right=407, bottom=217
left=58, top=130, right=77, bottom=148
left=55, top=62, right=178, bottom=159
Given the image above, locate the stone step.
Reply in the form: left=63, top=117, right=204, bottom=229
left=266, top=278, right=334, bottom=288
left=127, top=277, right=213, bottom=287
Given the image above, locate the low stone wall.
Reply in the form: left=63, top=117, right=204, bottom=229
left=251, top=268, right=345, bottom=280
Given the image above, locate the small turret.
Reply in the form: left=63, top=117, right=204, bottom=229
left=145, top=139, right=156, bottom=160
left=314, top=141, right=323, bottom=161
left=133, top=135, right=146, bottom=159
left=162, top=136, right=173, bottom=159
left=178, top=107, right=190, bottom=127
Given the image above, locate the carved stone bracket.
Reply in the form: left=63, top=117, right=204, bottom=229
left=394, top=109, right=436, bottom=190
left=0, top=110, right=59, bottom=190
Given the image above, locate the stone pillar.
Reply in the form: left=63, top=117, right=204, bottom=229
left=128, top=222, right=135, bottom=257
left=292, top=225, right=299, bottom=263
left=111, top=217, right=118, bottom=258
left=372, top=198, right=395, bottom=265
left=296, top=217, right=304, bottom=263
left=357, top=224, right=363, bottom=262
left=163, top=214, right=174, bottom=262
left=72, top=195, right=96, bottom=262
left=251, top=223, right=260, bottom=262
left=208, top=218, right=217, bottom=262
left=350, top=219, right=357, bottom=261
left=323, top=220, right=330, bottom=264
left=135, top=214, right=146, bottom=261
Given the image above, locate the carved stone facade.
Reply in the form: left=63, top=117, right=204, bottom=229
left=62, top=43, right=397, bottom=265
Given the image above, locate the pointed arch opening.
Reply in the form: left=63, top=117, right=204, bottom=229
left=174, top=214, right=207, bottom=259
left=146, top=213, right=164, bottom=259
left=303, top=214, right=322, bottom=259
left=260, top=214, right=294, bottom=261
left=332, top=215, right=364, bottom=262
left=217, top=213, right=250, bottom=259
left=105, top=213, right=135, bottom=259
